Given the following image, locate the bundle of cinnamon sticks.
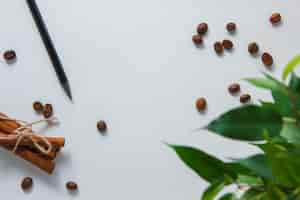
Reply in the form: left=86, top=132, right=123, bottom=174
left=0, top=113, right=65, bottom=174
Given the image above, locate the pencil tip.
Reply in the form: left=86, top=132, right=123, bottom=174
left=62, top=82, right=73, bottom=102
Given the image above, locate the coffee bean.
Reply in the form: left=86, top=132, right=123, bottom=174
left=248, top=42, right=259, bottom=55
left=222, top=39, right=233, bottom=50
left=66, top=181, right=78, bottom=191
left=240, top=94, right=251, bottom=103
left=44, top=104, right=53, bottom=113
left=226, top=22, right=236, bottom=33
left=192, top=34, right=203, bottom=45
left=270, top=13, right=281, bottom=24
left=262, top=53, right=273, bottom=67
left=214, top=42, right=224, bottom=54
left=43, top=104, right=53, bottom=119
left=228, top=83, right=240, bottom=94
left=196, top=97, right=207, bottom=111
left=3, top=50, right=16, bottom=62
left=97, top=120, right=107, bottom=132
left=197, top=23, right=208, bottom=35
left=33, top=101, right=43, bottom=113
left=21, top=177, right=33, bottom=191
left=43, top=111, right=52, bottom=119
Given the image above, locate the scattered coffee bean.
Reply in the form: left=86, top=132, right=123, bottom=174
left=66, top=181, right=78, bottom=191
left=214, top=42, right=224, bottom=54
left=3, top=50, right=17, bottom=62
left=21, top=177, right=33, bottom=191
left=228, top=83, right=240, bottom=94
left=240, top=94, right=251, bottom=103
left=261, top=52, right=273, bottom=67
left=33, top=101, right=43, bottom=113
left=270, top=13, right=281, bottom=24
left=197, top=23, right=208, bottom=35
left=226, top=22, right=236, bottom=33
left=248, top=42, right=259, bottom=55
left=43, top=111, right=52, bottom=119
left=222, top=39, right=233, bottom=50
left=43, top=104, right=53, bottom=118
left=196, top=97, right=207, bottom=111
left=97, top=120, right=107, bottom=132
left=192, top=34, right=203, bottom=45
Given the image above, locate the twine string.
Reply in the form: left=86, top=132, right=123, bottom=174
left=0, top=115, right=58, bottom=155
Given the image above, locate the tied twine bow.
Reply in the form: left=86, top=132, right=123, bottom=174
left=0, top=115, right=58, bottom=155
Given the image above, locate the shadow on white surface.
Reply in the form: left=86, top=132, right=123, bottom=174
left=0, top=148, right=75, bottom=193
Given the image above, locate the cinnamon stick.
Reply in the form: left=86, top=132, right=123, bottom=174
left=3, top=144, right=58, bottom=160
left=30, top=147, right=58, bottom=160
left=0, top=132, right=65, bottom=148
left=0, top=113, right=19, bottom=133
left=1, top=146, right=55, bottom=174
left=0, top=113, right=63, bottom=173
left=0, top=132, right=61, bottom=160
left=0, top=121, right=15, bottom=134
left=0, top=115, right=65, bottom=148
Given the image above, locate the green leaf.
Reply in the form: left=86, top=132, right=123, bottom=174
left=240, top=188, right=267, bottom=200
left=246, top=73, right=300, bottom=118
left=226, top=162, right=253, bottom=176
left=168, top=145, right=235, bottom=183
left=237, top=174, right=264, bottom=186
left=245, top=73, right=288, bottom=93
left=283, top=55, right=300, bottom=80
left=289, top=72, right=300, bottom=93
left=202, top=180, right=225, bottom=200
left=260, top=101, right=279, bottom=111
left=259, top=142, right=300, bottom=187
left=234, top=154, right=272, bottom=180
left=272, top=91, right=295, bottom=118
left=206, top=105, right=283, bottom=141
left=267, top=185, right=287, bottom=200
left=281, top=120, right=300, bottom=146
left=245, top=77, right=281, bottom=92
left=292, top=187, right=300, bottom=198
left=219, top=193, right=236, bottom=200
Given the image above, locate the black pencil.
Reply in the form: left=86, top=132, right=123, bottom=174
left=26, top=0, right=72, bottom=101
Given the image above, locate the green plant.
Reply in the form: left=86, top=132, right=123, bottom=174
left=169, top=56, right=300, bottom=200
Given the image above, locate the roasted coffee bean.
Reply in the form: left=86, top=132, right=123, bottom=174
left=43, top=104, right=53, bottom=118
left=240, top=94, right=251, bottom=103
left=196, top=97, right=207, bottom=111
left=214, top=42, right=224, bottom=54
left=44, top=104, right=53, bottom=113
left=66, top=181, right=78, bottom=191
left=43, top=111, right=52, bottom=119
left=262, top=53, right=273, bottom=67
left=192, top=35, right=203, bottom=45
left=197, top=23, right=208, bottom=35
left=21, top=177, right=33, bottom=191
left=248, top=42, right=259, bottom=55
left=97, top=120, right=107, bottom=132
left=33, top=101, right=43, bottom=113
left=226, top=22, right=236, bottom=33
left=270, top=13, right=281, bottom=24
left=3, top=50, right=16, bottom=62
left=228, top=83, right=240, bottom=94
left=222, top=39, right=233, bottom=50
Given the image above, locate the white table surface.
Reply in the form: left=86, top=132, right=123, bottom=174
left=0, top=0, right=299, bottom=199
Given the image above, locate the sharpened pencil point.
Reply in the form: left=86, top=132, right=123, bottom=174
left=62, top=82, right=73, bottom=101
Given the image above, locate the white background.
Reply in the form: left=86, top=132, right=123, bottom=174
left=0, top=0, right=299, bottom=199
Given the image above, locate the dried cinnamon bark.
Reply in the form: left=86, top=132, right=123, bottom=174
left=0, top=132, right=58, bottom=159
left=0, top=113, right=20, bottom=130
left=0, top=113, right=65, bottom=174
left=2, top=146, right=55, bottom=174
left=0, top=134, right=65, bottom=148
